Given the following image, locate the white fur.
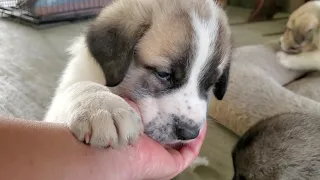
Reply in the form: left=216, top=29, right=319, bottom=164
left=45, top=37, right=106, bottom=123
left=190, top=156, right=210, bottom=170
left=277, top=50, right=320, bottom=71
left=44, top=37, right=143, bottom=148
left=57, top=36, right=106, bottom=93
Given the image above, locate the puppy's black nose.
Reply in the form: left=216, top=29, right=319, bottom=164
left=176, top=125, right=200, bottom=140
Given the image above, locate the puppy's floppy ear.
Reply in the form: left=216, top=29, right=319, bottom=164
left=214, top=63, right=230, bottom=100
left=86, top=1, right=151, bottom=87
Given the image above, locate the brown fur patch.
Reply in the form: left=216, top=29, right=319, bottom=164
left=86, top=0, right=230, bottom=89
left=136, top=11, right=194, bottom=68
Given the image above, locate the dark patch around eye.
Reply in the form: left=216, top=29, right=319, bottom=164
left=136, top=16, right=197, bottom=98
left=168, top=43, right=195, bottom=89
left=139, top=43, right=195, bottom=97
left=157, top=71, right=170, bottom=79
left=292, top=30, right=305, bottom=44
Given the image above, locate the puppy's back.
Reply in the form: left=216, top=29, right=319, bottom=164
left=290, top=1, right=320, bottom=20
left=232, top=113, right=320, bottom=180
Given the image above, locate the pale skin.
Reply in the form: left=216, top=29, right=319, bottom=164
left=0, top=101, right=206, bottom=180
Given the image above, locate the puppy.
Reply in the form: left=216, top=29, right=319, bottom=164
left=277, top=1, right=320, bottom=70
left=44, top=0, right=232, bottom=148
left=232, top=113, right=320, bottom=180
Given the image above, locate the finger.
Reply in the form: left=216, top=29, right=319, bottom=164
left=132, top=136, right=183, bottom=180
left=163, top=122, right=207, bottom=179
left=180, top=121, right=207, bottom=169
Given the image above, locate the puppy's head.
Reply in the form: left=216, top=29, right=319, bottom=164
left=86, top=0, right=232, bottom=145
left=280, top=13, right=319, bottom=54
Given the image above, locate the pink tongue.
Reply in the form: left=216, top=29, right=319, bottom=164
left=123, top=98, right=142, bottom=118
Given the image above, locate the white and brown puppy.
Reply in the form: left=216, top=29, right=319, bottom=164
left=277, top=1, right=320, bottom=70
left=44, top=0, right=232, bottom=148
left=232, top=113, right=320, bottom=180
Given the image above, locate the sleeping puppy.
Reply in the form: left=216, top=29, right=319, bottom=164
left=232, top=113, right=320, bottom=180
left=277, top=1, right=320, bottom=70
left=44, top=0, right=232, bottom=148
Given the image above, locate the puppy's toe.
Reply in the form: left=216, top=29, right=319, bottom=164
left=276, top=52, right=295, bottom=69
left=69, top=110, right=119, bottom=148
left=69, top=111, right=92, bottom=143
left=112, top=108, right=143, bottom=146
left=89, top=110, right=119, bottom=148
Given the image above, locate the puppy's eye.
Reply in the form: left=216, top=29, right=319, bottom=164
left=156, top=71, right=171, bottom=80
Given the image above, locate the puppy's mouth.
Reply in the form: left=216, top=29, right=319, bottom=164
left=164, top=142, right=184, bottom=150
left=122, top=97, right=204, bottom=148
left=284, top=49, right=301, bottom=54
left=122, top=97, right=144, bottom=123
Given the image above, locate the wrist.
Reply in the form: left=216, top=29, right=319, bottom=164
left=83, top=146, right=140, bottom=180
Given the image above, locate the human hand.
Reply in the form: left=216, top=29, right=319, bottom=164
left=99, top=99, right=207, bottom=180
left=126, top=124, right=207, bottom=180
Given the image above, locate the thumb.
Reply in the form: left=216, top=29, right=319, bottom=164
left=163, top=121, right=207, bottom=179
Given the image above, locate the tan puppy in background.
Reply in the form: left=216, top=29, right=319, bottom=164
left=277, top=1, right=320, bottom=70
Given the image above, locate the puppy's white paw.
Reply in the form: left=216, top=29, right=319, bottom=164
left=276, top=51, right=287, bottom=60
left=276, top=51, right=296, bottom=70
left=50, top=82, right=143, bottom=148
left=69, top=105, right=142, bottom=148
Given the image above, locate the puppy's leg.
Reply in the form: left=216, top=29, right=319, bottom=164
left=276, top=50, right=320, bottom=70
left=44, top=38, right=143, bottom=148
